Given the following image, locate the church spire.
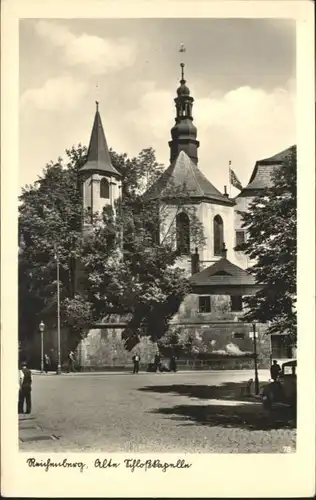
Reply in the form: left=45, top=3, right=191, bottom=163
left=79, top=101, right=120, bottom=177
left=168, top=63, right=200, bottom=165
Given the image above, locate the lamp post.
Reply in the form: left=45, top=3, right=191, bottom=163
left=39, top=320, right=45, bottom=373
left=54, top=244, right=61, bottom=375
left=252, top=322, right=260, bottom=395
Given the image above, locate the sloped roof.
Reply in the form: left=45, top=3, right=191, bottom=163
left=144, top=150, right=233, bottom=205
left=79, top=104, right=121, bottom=178
left=257, top=145, right=296, bottom=164
left=238, top=145, right=296, bottom=196
left=190, top=258, right=257, bottom=286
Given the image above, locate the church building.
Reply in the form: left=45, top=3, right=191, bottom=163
left=77, top=63, right=295, bottom=370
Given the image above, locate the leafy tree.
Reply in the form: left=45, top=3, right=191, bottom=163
left=19, top=144, right=205, bottom=352
left=80, top=150, right=205, bottom=350
left=240, top=148, right=297, bottom=344
left=19, top=145, right=87, bottom=347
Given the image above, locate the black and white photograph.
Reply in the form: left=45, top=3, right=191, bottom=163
left=1, top=0, right=315, bottom=498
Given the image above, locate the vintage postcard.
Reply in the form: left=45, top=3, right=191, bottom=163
left=1, top=0, right=315, bottom=497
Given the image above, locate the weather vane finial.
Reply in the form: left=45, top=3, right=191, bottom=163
left=179, top=43, right=186, bottom=82
left=95, top=81, right=100, bottom=110
left=180, top=62, right=185, bottom=82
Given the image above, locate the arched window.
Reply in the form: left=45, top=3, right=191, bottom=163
left=176, top=212, right=190, bottom=254
left=100, top=178, right=110, bottom=199
left=213, top=215, right=224, bottom=256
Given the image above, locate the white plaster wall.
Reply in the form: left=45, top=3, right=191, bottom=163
left=159, top=201, right=236, bottom=271
left=82, top=173, right=121, bottom=216
left=233, top=196, right=256, bottom=269
left=197, top=202, right=235, bottom=265
left=82, top=175, right=92, bottom=210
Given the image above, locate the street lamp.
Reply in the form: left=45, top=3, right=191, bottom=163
left=54, top=244, right=61, bottom=375
left=39, top=320, right=45, bottom=373
left=252, top=322, right=260, bottom=395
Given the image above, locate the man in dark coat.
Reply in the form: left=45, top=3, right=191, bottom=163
left=132, top=353, right=140, bottom=374
left=170, top=354, right=177, bottom=373
left=18, top=362, right=32, bottom=414
left=154, top=352, right=161, bottom=373
left=270, top=360, right=281, bottom=381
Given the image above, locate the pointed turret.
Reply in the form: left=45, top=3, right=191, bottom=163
left=79, top=102, right=122, bottom=228
left=79, top=101, right=121, bottom=178
left=168, top=63, right=200, bottom=164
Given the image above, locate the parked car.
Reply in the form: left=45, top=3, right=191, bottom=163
left=262, top=360, right=297, bottom=409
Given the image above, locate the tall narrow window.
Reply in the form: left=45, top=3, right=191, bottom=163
left=100, top=178, right=110, bottom=199
left=213, top=215, right=224, bottom=256
left=176, top=212, right=190, bottom=254
left=235, top=230, right=246, bottom=248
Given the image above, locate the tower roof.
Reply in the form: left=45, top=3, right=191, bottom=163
left=237, top=145, right=295, bottom=197
left=169, top=63, right=199, bottom=164
left=79, top=102, right=121, bottom=178
left=143, top=150, right=233, bottom=205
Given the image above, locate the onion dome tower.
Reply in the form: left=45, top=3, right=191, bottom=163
left=168, top=63, right=200, bottom=165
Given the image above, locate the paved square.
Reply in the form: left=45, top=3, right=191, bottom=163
left=19, top=370, right=296, bottom=453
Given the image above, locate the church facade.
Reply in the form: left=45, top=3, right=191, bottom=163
left=76, top=64, right=295, bottom=370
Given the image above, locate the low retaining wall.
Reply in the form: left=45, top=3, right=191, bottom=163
left=79, top=357, right=270, bottom=372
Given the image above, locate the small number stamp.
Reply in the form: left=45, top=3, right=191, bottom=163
left=282, top=446, right=292, bottom=453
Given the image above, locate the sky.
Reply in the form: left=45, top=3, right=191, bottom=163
left=19, top=18, right=296, bottom=193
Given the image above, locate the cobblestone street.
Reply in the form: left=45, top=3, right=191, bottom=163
left=19, top=370, right=296, bottom=453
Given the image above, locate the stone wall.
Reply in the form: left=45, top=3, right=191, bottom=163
left=77, top=328, right=158, bottom=370
left=168, top=322, right=271, bottom=368
left=75, top=319, right=271, bottom=370
left=74, top=291, right=272, bottom=370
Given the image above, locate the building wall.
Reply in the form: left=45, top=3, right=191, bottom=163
left=233, top=195, right=257, bottom=269
left=82, top=172, right=121, bottom=216
left=197, top=201, right=235, bottom=265
left=159, top=200, right=236, bottom=273
left=77, top=328, right=158, bottom=369
left=170, top=292, right=271, bottom=366
left=167, top=322, right=271, bottom=367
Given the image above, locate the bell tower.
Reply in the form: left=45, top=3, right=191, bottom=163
left=78, top=102, right=122, bottom=231
left=168, top=63, right=200, bottom=165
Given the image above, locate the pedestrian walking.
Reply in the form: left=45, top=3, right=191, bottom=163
left=170, top=354, right=177, bottom=373
left=154, top=352, right=161, bottom=373
left=68, top=350, right=76, bottom=373
left=270, top=359, right=281, bottom=381
left=44, top=353, right=51, bottom=373
left=132, top=353, right=140, bottom=374
left=18, top=362, right=32, bottom=414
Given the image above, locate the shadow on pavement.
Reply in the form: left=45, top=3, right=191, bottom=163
left=139, top=382, right=296, bottom=431
left=139, top=381, right=263, bottom=401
